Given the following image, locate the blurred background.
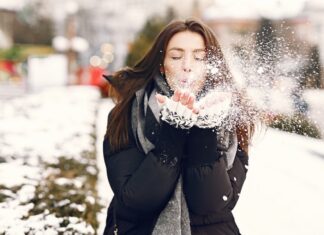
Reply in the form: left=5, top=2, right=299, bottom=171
left=0, top=0, right=324, bottom=234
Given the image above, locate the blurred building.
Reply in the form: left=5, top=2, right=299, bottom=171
left=0, top=9, right=15, bottom=49
left=0, top=0, right=28, bottom=48
left=37, top=0, right=171, bottom=71
left=166, top=0, right=213, bottom=18
left=202, top=0, right=308, bottom=51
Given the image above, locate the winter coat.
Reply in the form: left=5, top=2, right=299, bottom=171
left=102, top=100, right=249, bottom=235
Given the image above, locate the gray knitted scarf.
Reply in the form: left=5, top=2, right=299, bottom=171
left=131, top=75, right=192, bottom=235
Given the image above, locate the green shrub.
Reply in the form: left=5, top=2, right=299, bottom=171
left=269, top=114, right=321, bottom=138
left=23, top=153, right=102, bottom=232
left=0, top=46, right=22, bottom=61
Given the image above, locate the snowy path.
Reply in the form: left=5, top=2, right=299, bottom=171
left=234, top=129, right=324, bottom=235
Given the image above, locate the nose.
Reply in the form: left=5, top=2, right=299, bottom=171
left=182, top=56, right=192, bottom=72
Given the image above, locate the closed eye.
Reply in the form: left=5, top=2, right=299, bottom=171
left=194, top=56, right=205, bottom=61
left=194, top=51, right=206, bottom=61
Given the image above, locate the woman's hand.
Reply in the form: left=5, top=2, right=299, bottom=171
left=156, top=89, right=200, bottom=114
left=155, top=89, right=232, bottom=129
left=155, top=89, right=200, bottom=129
left=195, top=90, right=232, bottom=128
left=197, top=91, right=232, bottom=112
left=186, top=126, right=221, bottom=166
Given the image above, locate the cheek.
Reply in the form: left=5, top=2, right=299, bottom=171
left=164, top=61, right=181, bottom=76
left=192, top=65, right=207, bottom=93
left=164, top=61, right=181, bottom=88
left=194, top=63, right=206, bottom=75
left=192, top=65, right=206, bottom=83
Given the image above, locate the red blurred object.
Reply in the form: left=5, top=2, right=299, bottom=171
left=88, top=66, right=110, bottom=97
left=0, top=60, right=16, bottom=74
left=89, top=66, right=104, bottom=86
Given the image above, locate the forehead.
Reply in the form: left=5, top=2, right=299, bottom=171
left=166, top=31, right=205, bottom=51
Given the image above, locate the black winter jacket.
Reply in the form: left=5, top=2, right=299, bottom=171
left=103, top=108, right=249, bottom=235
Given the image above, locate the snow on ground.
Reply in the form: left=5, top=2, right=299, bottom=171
left=1, top=86, right=323, bottom=234
left=0, top=86, right=101, bottom=234
left=234, top=128, right=324, bottom=235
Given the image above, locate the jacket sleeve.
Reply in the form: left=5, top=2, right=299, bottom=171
left=103, top=136, right=181, bottom=221
left=183, top=145, right=248, bottom=215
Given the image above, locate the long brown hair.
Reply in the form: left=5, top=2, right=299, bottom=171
left=105, top=18, right=254, bottom=153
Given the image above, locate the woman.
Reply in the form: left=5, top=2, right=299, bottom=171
left=103, top=18, right=254, bottom=235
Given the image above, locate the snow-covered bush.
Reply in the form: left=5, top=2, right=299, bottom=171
left=269, top=114, right=321, bottom=138
left=0, top=86, right=102, bottom=234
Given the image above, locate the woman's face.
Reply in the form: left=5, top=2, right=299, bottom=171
left=163, top=31, right=207, bottom=95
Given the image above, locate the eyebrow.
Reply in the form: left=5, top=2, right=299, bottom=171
left=168, top=47, right=205, bottom=52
